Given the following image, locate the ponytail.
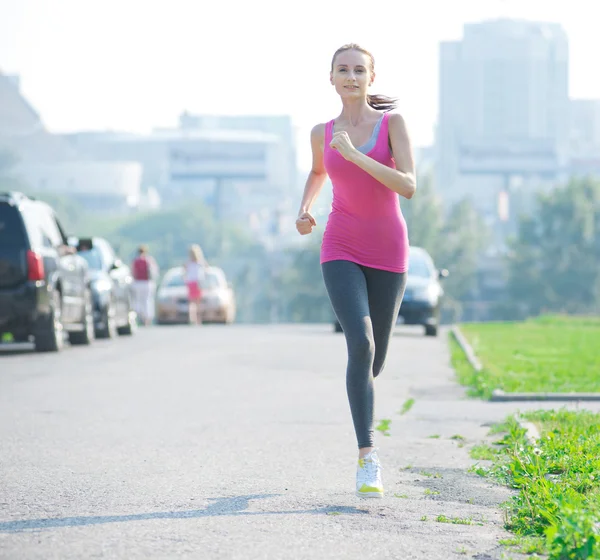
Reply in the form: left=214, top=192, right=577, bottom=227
left=367, top=94, right=398, bottom=112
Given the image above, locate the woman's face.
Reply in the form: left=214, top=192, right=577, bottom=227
left=330, top=49, right=374, bottom=100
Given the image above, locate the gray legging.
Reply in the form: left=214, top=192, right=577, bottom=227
left=322, top=260, right=407, bottom=449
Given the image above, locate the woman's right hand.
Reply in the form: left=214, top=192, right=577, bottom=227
left=296, top=211, right=316, bottom=235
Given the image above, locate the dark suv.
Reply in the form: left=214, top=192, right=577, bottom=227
left=0, top=192, right=94, bottom=351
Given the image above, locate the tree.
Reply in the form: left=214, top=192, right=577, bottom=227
left=402, top=173, right=490, bottom=304
left=401, top=172, right=444, bottom=259
left=506, top=177, right=600, bottom=315
left=437, top=197, right=490, bottom=302
left=279, top=236, right=332, bottom=323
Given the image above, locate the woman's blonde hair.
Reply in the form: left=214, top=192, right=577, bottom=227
left=189, top=244, right=205, bottom=263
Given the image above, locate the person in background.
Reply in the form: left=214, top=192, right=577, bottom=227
left=184, top=244, right=209, bottom=325
left=131, top=245, right=159, bottom=326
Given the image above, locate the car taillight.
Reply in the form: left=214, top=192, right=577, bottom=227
left=27, top=250, right=45, bottom=281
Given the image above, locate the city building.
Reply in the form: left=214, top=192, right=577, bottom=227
left=436, top=19, right=570, bottom=223
left=0, top=72, right=142, bottom=212
left=63, top=113, right=299, bottom=241
left=569, top=99, right=600, bottom=177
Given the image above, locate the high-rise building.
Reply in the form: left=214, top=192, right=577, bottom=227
left=436, top=19, right=569, bottom=217
left=570, top=99, right=600, bottom=155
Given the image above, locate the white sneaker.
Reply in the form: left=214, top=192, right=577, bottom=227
left=356, top=449, right=384, bottom=498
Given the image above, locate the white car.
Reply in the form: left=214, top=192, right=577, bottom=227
left=156, top=266, right=236, bottom=324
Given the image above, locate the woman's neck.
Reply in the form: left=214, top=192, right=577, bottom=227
left=339, top=99, right=376, bottom=126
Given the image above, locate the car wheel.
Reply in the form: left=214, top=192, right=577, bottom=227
left=69, top=289, right=95, bottom=345
left=35, top=289, right=64, bottom=352
left=96, top=303, right=118, bottom=339
left=117, top=310, right=137, bottom=336
left=425, top=324, right=438, bottom=337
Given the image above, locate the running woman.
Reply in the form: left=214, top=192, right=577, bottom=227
left=296, top=44, right=416, bottom=498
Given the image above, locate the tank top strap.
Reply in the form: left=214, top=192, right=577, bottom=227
left=325, top=119, right=334, bottom=146
left=376, top=113, right=391, bottom=150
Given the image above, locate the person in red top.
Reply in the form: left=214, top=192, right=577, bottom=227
left=131, top=245, right=159, bottom=326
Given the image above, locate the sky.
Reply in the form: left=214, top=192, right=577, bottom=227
left=1, top=0, right=599, bottom=170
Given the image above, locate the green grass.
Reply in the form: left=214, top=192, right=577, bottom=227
left=451, top=314, right=600, bottom=397
left=375, top=418, right=392, bottom=437
left=399, top=398, right=415, bottom=415
left=470, top=443, right=503, bottom=461
left=473, top=409, right=600, bottom=559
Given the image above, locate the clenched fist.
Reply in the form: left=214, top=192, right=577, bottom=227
left=296, top=211, right=316, bottom=235
left=330, top=131, right=357, bottom=161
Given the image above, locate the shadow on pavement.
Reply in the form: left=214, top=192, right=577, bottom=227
left=0, top=494, right=370, bottom=533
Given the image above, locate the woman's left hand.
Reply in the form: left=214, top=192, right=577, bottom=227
left=330, top=131, right=357, bottom=161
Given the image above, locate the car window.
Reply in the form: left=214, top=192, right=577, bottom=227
left=38, top=207, right=64, bottom=248
left=203, top=272, right=219, bottom=289
left=20, top=204, right=43, bottom=248
left=95, top=239, right=116, bottom=268
left=77, top=247, right=104, bottom=270
left=408, top=254, right=433, bottom=278
left=165, top=272, right=185, bottom=287
left=163, top=270, right=220, bottom=289
left=0, top=203, right=28, bottom=247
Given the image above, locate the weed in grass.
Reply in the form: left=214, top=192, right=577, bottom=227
left=499, top=536, right=545, bottom=555
left=399, top=398, right=415, bottom=415
left=375, top=419, right=392, bottom=437
left=436, top=515, right=473, bottom=525
left=475, top=409, right=600, bottom=559
left=470, top=444, right=502, bottom=461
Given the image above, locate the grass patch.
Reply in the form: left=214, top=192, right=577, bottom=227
left=399, top=398, right=415, bottom=415
left=435, top=514, right=476, bottom=525
left=375, top=418, right=392, bottom=437
left=451, top=314, right=600, bottom=397
left=470, top=444, right=503, bottom=461
left=474, top=409, right=600, bottom=559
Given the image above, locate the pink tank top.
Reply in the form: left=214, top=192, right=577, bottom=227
left=320, top=113, right=409, bottom=273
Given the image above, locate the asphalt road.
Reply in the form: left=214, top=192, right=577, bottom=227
left=0, top=323, right=580, bottom=559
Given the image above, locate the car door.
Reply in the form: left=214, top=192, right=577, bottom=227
left=44, top=208, right=85, bottom=324
left=98, top=239, right=130, bottom=322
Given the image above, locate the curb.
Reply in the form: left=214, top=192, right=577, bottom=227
left=450, top=325, right=482, bottom=373
left=490, top=389, right=600, bottom=402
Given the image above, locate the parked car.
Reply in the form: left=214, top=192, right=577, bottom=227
left=333, top=246, right=448, bottom=337
left=399, top=246, right=448, bottom=336
left=70, top=236, right=137, bottom=338
left=156, top=266, right=236, bottom=324
left=0, top=192, right=94, bottom=351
